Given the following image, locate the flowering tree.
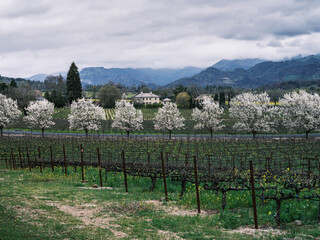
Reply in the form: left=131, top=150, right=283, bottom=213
left=229, top=92, right=278, bottom=138
left=154, top=102, right=185, bottom=139
left=24, top=99, right=55, bottom=137
left=192, top=100, right=225, bottom=137
left=112, top=101, right=143, bottom=137
left=279, top=90, right=320, bottom=139
left=0, top=93, right=21, bottom=136
left=68, top=98, right=106, bottom=137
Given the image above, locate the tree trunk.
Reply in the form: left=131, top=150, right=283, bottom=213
left=0, top=127, right=2, bottom=137
left=85, top=129, right=88, bottom=139
left=180, top=179, right=187, bottom=198
left=126, top=131, right=130, bottom=139
left=275, top=199, right=281, bottom=226
left=253, top=132, right=257, bottom=140
left=169, top=131, right=172, bottom=140
left=149, top=176, right=157, bottom=191
left=41, top=129, right=44, bottom=138
left=210, top=130, right=213, bottom=139
left=306, top=131, right=309, bottom=139
left=222, top=190, right=227, bottom=211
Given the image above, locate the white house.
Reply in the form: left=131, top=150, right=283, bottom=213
left=134, top=91, right=160, bottom=105
left=162, top=98, right=171, bottom=104
left=195, top=94, right=214, bottom=103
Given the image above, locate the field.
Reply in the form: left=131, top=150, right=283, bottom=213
left=8, top=107, right=313, bottom=136
left=1, top=135, right=320, bottom=239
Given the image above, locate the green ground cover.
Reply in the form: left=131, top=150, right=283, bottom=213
left=1, top=165, right=319, bottom=239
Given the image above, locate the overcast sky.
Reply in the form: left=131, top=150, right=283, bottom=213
left=1, top=0, right=320, bottom=78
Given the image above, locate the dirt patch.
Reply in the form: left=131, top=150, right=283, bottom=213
left=144, top=200, right=215, bottom=216
left=0, top=178, right=5, bottom=181
left=32, top=196, right=48, bottom=200
left=228, top=227, right=287, bottom=238
left=46, top=201, right=127, bottom=238
left=78, top=187, right=113, bottom=190
left=158, top=230, right=184, bottom=239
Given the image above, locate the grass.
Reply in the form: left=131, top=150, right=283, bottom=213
left=1, top=165, right=320, bottom=239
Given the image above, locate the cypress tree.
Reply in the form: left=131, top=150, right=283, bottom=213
left=9, top=79, right=18, bottom=88
left=44, top=91, right=51, bottom=101
left=219, top=92, right=226, bottom=106
left=66, top=62, right=82, bottom=103
left=214, top=93, right=219, bottom=102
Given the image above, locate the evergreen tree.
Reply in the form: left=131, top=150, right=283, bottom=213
left=214, top=93, right=219, bottom=102
left=54, top=92, right=66, bottom=108
left=51, top=90, right=57, bottom=104
left=219, top=92, right=226, bottom=106
left=9, top=79, right=17, bottom=88
left=66, top=62, right=82, bottom=103
left=44, top=91, right=51, bottom=101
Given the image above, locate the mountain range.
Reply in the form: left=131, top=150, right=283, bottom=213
left=27, top=67, right=202, bottom=87
left=167, top=55, right=320, bottom=88
left=24, top=54, right=320, bottom=89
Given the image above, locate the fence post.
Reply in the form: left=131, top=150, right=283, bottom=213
left=26, top=146, right=31, bottom=171
left=81, top=144, right=84, bottom=182
left=19, top=146, right=23, bottom=169
left=50, top=146, right=54, bottom=173
left=193, top=155, right=201, bottom=214
left=11, top=148, right=16, bottom=170
left=122, top=150, right=128, bottom=192
left=97, top=147, right=103, bottom=187
left=63, top=144, right=67, bottom=176
left=161, top=152, right=168, bottom=201
left=4, top=154, right=8, bottom=169
left=38, top=146, right=42, bottom=173
left=249, top=160, right=258, bottom=229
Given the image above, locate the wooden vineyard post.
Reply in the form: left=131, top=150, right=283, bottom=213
left=11, top=148, right=16, bottom=170
left=26, top=146, right=31, bottom=171
left=50, top=146, right=54, bottom=173
left=249, top=161, right=258, bottom=229
left=193, top=155, right=201, bottom=214
left=318, top=159, right=320, bottom=223
left=4, top=154, right=8, bottom=169
left=97, top=147, right=103, bottom=187
left=81, top=144, right=84, bottom=183
left=161, top=152, right=168, bottom=201
left=38, top=146, right=42, bottom=173
left=122, top=150, right=128, bottom=193
left=19, top=146, right=23, bottom=169
left=6, top=152, right=12, bottom=170
left=63, top=144, right=67, bottom=176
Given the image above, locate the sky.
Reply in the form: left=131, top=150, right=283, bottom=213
left=1, top=0, right=320, bottom=78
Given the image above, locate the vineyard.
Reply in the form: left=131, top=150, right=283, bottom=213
left=1, top=135, right=320, bottom=229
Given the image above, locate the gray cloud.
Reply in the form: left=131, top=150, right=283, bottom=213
left=0, top=0, right=320, bottom=77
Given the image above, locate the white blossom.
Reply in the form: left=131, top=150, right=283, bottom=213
left=0, top=93, right=21, bottom=136
left=24, top=99, right=55, bottom=136
left=68, top=98, right=106, bottom=137
left=192, top=100, right=225, bottom=137
left=229, top=92, right=278, bottom=137
left=279, top=90, right=320, bottom=138
left=154, top=102, right=185, bottom=138
left=112, top=101, right=143, bottom=137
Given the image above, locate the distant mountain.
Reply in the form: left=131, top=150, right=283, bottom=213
left=79, top=66, right=202, bottom=86
left=136, top=67, right=203, bottom=85
left=167, top=55, right=320, bottom=88
left=212, top=58, right=266, bottom=71
left=27, top=72, right=67, bottom=82
left=0, top=74, right=44, bottom=90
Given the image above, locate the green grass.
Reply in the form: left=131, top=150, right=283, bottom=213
left=1, top=166, right=319, bottom=239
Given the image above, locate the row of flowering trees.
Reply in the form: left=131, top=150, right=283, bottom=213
left=1, top=90, right=320, bottom=138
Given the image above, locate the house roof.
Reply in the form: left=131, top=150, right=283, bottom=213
left=134, top=91, right=159, bottom=98
left=195, top=94, right=213, bottom=101
left=162, top=98, right=171, bottom=102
